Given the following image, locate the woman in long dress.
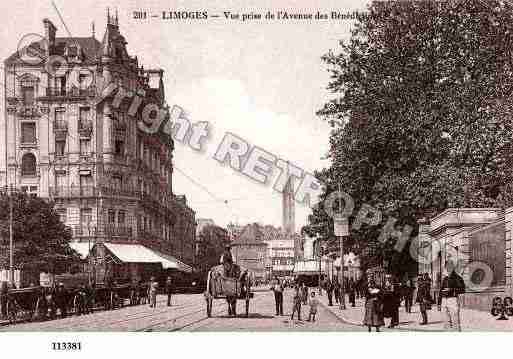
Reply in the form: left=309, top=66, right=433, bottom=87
left=363, top=278, right=385, bottom=332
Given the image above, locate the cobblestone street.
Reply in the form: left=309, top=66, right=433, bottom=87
left=0, top=289, right=363, bottom=332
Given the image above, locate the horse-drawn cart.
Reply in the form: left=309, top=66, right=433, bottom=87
left=204, top=265, right=253, bottom=318
left=4, top=286, right=45, bottom=324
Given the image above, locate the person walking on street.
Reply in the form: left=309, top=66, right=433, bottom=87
left=165, top=276, right=173, bottom=306
left=439, top=262, right=465, bottom=331
left=326, top=279, right=334, bottom=306
left=307, top=291, right=319, bottom=322
left=348, top=278, right=356, bottom=307
left=334, top=280, right=341, bottom=304
left=0, top=281, right=8, bottom=318
left=271, top=276, right=284, bottom=316
left=301, top=283, right=309, bottom=305
left=382, top=275, right=400, bottom=328
left=291, top=285, right=302, bottom=320
left=404, top=279, right=415, bottom=313
left=363, top=277, right=384, bottom=332
left=55, top=283, right=68, bottom=318
left=148, top=277, right=158, bottom=308
left=416, top=274, right=432, bottom=325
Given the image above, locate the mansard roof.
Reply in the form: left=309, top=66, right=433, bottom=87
left=4, top=36, right=101, bottom=65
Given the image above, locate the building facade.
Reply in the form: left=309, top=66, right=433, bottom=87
left=419, top=208, right=513, bottom=311
left=0, top=15, right=196, bottom=273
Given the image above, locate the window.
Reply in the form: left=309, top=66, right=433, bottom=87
left=79, top=107, right=90, bottom=123
left=79, top=139, right=90, bottom=156
left=21, top=153, right=36, bottom=176
left=21, top=86, right=35, bottom=105
left=115, top=140, right=124, bottom=156
left=55, top=173, right=66, bottom=191
left=54, top=108, right=66, bottom=130
left=21, top=122, right=36, bottom=144
left=68, top=46, right=78, bottom=57
left=20, top=185, right=38, bottom=197
left=56, top=76, right=66, bottom=94
left=118, top=210, right=125, bottom=225
left=79, top=174, right=93, bottom=188
left=80, top=208, right=92, bottom=224
left=55, top=140, right=65, bottom=156
left=57, top=208, right=67, bottom=223
left=108, top=210, right=115, bottom=224
left=112, top=175, right=122, bottom=189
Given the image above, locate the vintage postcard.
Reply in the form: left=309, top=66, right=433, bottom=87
left=0, top=0, right=512, bottom=350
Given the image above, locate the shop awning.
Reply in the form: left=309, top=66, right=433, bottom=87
left=293, top=260, right=329, bottom=275
left=152, top=249, right=192, bottom=273
left=68, top=242, right=91, bottom=260
left=102, top=243, right=192, bottom=273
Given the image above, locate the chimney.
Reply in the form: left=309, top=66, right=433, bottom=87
left=43, top=19, right=57, bottom=56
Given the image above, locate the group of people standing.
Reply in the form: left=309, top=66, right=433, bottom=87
left=363, top=262, right=466, bottom=332
left=271, top=277, right=319, bottom=322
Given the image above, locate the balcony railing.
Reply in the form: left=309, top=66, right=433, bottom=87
left=49, top=186, right=98, bottom=198
left=53, top=120, right=68, bottom=131
left=43, top=86, right=96, bottom=99
left=71, top=225, right=134, bottom=238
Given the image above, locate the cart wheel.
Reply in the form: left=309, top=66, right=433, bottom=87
left=206, top=298, right=212, bottom=317
left=7, top=300, right=17, bottom=324
left=245, top=298, right=249, bottom=318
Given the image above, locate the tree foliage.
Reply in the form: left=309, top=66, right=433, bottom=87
left=305, top=0, right=513, bottom=275
left=0, top=191, right=76, bottom=272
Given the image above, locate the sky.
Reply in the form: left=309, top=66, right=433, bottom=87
left=0, top=0, right=370, bottom=229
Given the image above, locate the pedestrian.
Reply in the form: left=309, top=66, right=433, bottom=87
left=404, top=278, right=415, bottom=314
left=291, top=285, right=302, bottom=321
left=363, top=277, right=384, bottom=332
left=347, top=278, right=356, bottom=307
left=165, top=276, right=173, bottom=306
left=271, top=276, right=284, bottom=316
left=334, top=280, right=341, bottom=304
left=301, top=283, right=309, bottom=305
left=382, top=274, right=400, bottom=328
left=416, top=274, right=432, bottom=325
left=326, top=279, right=334, bottom=306
left=0, top=281, right=8, bottom=318
left=439, top=262, right=465, bottom=331
left=148, top=277, right=158, bottom=308
left=56, top=283, right=68, bottom=318
left=307, top=291, right=319, bottom=322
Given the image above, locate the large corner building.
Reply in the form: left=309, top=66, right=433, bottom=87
left=0, top=15, right=196, bottom=280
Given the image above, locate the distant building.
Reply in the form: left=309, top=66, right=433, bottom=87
left=231, top=223, right=267, bottom=281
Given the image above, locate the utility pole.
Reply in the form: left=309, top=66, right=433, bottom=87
left=9, top=184, right=14, bottom=286
left=334, top=183, right=348, bottom=310
left=318, top=238, right=322, bottom=296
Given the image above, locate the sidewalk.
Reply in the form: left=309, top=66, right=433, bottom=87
left=318, top=295, right=513, bottom=332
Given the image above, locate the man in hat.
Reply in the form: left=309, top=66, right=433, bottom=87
left=220, top=244, right=234, bottom=277
left=439, top=261, right=465, bottom=331
left=55, top=283, right=68, bottom=318
left=165, top=276, right=173, bottom=306
left=148, top=277, right=158, bottom=308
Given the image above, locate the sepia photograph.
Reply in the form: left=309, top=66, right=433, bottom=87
left=0, top=0, right=512, bottom=356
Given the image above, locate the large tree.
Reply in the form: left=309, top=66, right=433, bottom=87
left=306, top=0, right=513, bottom=275
left=0, top=191, right=76, bottom=273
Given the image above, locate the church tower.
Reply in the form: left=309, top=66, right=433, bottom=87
left=282, top=177, right=295, bottom=235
